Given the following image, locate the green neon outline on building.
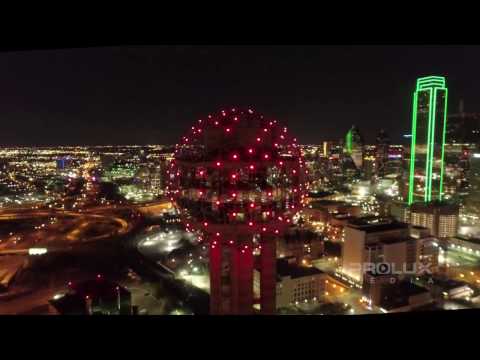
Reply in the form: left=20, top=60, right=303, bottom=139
left=408, top=91, right=418, bottom=205
left=439, top=87, right=448, bottom=200
left=408, top=76, right=448, bottom=205
left=345, top=128, right=353, bottom=155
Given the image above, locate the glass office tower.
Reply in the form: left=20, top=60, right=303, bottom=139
left=408, top=76, right=448, bottom=205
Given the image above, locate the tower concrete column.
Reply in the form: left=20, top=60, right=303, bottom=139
left=209, top=239, right=222, bottom=315
left=260, top=235, right=277, bottom=314
left=230, top=239, right=254, bottom=315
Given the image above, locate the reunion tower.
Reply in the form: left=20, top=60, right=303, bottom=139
left=167, top=108, right=306, bottom=315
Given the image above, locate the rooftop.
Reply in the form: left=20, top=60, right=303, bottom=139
left=431, top=278, right=470, bottom=290
left=347, top=218, right=409, bottom=233
left=277, top=258, right=323, bottom=280
left=380, top=281, right=430, bottom=310
left=451, top=236, right=480, bottom=245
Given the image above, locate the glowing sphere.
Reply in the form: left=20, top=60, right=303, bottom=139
left=167, top=108, right=307, bottom=237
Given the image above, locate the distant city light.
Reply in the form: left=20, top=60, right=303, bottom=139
left=28, top=248, right=48, bottom=255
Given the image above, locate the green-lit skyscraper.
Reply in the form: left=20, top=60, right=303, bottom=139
left=408, top=76, right=448, bottom=205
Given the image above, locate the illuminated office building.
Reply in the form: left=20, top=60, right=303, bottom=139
left=363, top=145, right=377, bottom=178
left=376, top=129, right=390, bottom=176
left=408, top=76, right=448, bottom=204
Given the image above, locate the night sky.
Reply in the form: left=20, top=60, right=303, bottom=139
left=1, top=45, right=479, bottom=146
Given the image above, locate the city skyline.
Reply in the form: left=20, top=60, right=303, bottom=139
left=1, top=46, right=480, bottom=146
left=2, top=45, right=480, bottom=317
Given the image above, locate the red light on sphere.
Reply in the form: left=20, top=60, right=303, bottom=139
left=292, top=169, right=297, bottom=174
left=68, top=281, right=72, bottom=286
left=97, top=274, right=102, bottom=279
left=170, top=107, right=305, bottom=236
left=286, top=218, right=291, bottom=223
left=198, top=128, right=202, bottom=133
left=280, top=135, right=285, bottom=140
left=229, top=240, right=234, bottom=244
left=274, top=229, right=279, bottom=234
left=85, top=295, right=90, bottom=300
left=216, top=232, right=220, bottom=237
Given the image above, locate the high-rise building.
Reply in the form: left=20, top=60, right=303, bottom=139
left=447, top=100, right=480, bottom=145
left=344, top=125, right=364, bottom=169
left=467, top=151, right=480, bottom=204
left=363, top=145, right=377, bottom=178
left=408, top=76, right=448, bottom=205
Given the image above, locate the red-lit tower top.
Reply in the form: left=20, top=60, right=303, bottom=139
left=167, top=107, right=308, bottom=242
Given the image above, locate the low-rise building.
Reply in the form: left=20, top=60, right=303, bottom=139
left=377, top=281, right=433, bottom=313
left=277, top=228, right=324, bottom=264
left=447, top=236, right=480, bottom=257
left=341, top=218, right=439, bottom=285
left=390, top=201, right=459, bottom=239
left=254, top=257, right=330, bottom=310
